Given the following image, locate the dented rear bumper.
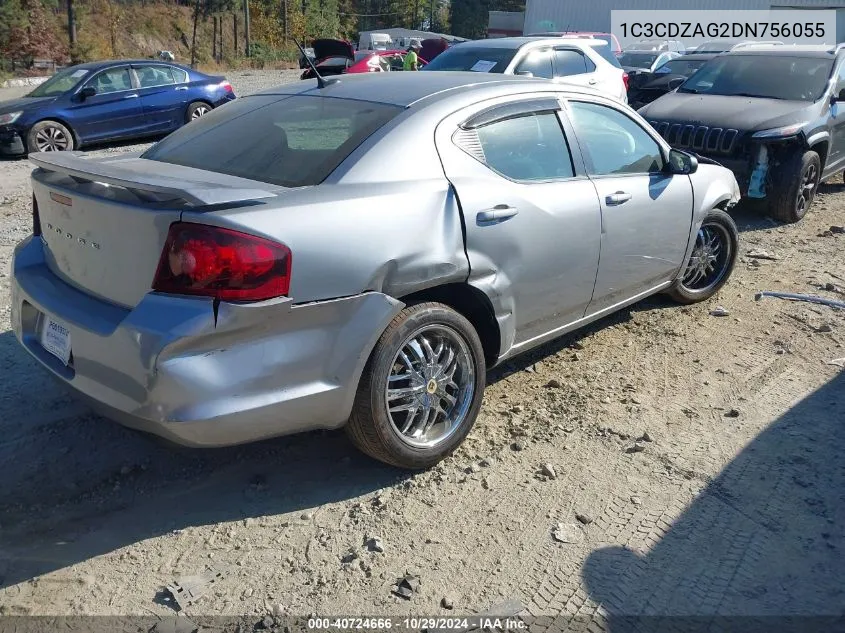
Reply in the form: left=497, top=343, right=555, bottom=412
left=11, top=236, right=403, bottom=447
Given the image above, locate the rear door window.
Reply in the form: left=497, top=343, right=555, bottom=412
left=515, top=49, right=554, bottom=79
left=135, top=65, right=176, bottom=88
left=554, top=49, right=592, bottom=76
left=142, top=95, right=403, bottom=187
left=473, top=112, right=575, bottom=181
left=170, top=67, right=189, bottom=83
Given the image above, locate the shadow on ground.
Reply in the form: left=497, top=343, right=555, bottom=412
left=0, top=281, right=678, bottom=593
left=583, top=371, right=845, bottom=631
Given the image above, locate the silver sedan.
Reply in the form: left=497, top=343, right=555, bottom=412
left=11, top=72, right=741, bottom=468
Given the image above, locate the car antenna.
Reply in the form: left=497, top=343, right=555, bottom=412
left=294, top=39, right=340, bottom=89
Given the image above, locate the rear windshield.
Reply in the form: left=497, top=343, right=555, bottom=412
left=142, top=95, right=403, bottom=187
left=422, top=47, right=517, bottom=72
left=617, top=52, right=658, bottom=68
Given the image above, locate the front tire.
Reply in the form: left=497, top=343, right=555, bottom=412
left=346, top=302, right=486, bottom=469
left=27, top=120, right=75, bottom=153
left=668, top=208, right=738, bottom=304
left=769, top=150, right=820, bottom=223
left=185, top=101, right=211, bottom=122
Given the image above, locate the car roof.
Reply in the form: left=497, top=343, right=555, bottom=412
left=723, top=44, right=836, bottom=57
left=450, top=36, right=606, bottom=50
left=66, top=59, right=195, bottom=71
left=250, top=71, right=606, bottom=108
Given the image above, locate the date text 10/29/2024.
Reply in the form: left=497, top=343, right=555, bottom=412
left=306, top=618, right=527, bottom=631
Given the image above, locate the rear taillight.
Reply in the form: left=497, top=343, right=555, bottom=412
left=32, top=193, right=41, bottom=236
left=152, top=223, right=291, bottom=302
left=623, top=72, right=629, bottom=91
left=219, top=80, right=233, bottom=93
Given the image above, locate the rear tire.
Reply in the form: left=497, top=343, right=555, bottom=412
left=768, top=150, right=820, bottom=224
left=346, top=302, right=486, bottom=469
left=27, top=120, right=75, bottom=153
left=185, top=101, right=211, bottom=123
left=668, top=208, right=738, bottom=304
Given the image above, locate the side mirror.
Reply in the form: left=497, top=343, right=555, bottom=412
left=668, top=77, right=685, bottom=90
left=667, top=148, right=698, bottom=175
left=516, top=70, right=534, bottom=77
left=832, top=88, right=845, bottom=104
left=78, top=86, right=96, bottom=100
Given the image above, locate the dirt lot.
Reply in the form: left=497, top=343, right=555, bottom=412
left=1, top=71, right=844, bottom=628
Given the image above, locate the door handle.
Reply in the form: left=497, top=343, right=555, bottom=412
left=588, top=78, right=598, bottom=85
left=606, top=191, right=632, bottom=205
left=176, top=86, right=189, bottom=91
left=124, top=93, right=139, bottom=99
left=477, top=205, right=519, bottom=223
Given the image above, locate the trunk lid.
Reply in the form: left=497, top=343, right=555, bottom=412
left=30, top=151, right=280, bottom=308
left=312, top=38, right=354, bottom=61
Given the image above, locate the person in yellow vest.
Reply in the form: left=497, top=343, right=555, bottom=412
left=403, top=39, right=423, bottom=71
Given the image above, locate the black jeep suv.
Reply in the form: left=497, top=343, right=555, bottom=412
left=638, top=45, right=845, bottom=223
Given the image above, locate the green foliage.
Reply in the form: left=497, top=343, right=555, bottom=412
left=0, top=0, right=67, bottom=64
left=449, top=0, right=525, bottom=39
left=0, top=0, right=520, bottom=74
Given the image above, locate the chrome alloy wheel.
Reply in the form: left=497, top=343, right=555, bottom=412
left=385, top=325, right=475, bottom=449
left=681, top=222, right=732, bottom=292
left=191, top=104, right=210, bottom=119
left=34, top=125, right=70, bottom=151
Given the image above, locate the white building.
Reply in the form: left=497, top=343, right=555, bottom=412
left=523, top=0, right=845, bottom=43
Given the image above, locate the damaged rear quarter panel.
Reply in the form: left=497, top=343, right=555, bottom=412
left=180, top=179, right=469, bottom=304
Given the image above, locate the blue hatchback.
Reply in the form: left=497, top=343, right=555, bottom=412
left=0, top=60, right=236, bottom=156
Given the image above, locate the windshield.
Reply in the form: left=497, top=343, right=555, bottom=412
left=617, top=52, right=658, bottom=69
left=142, top=95, right=403, bottom=187
left=654, top=59, right=707, bottom=76
left=421, top=47, right=517, bottom=72
left=679, top=55, right=833, bottom=101
left=28, top=67, right=90, bottom=97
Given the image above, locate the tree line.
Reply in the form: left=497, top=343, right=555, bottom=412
left=0, top=0, right=525, bottom=69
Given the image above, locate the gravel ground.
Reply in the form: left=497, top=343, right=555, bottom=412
left=1, top=70, right=844, bottom=628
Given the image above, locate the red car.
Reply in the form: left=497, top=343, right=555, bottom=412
left=300, top=39, right=430, bottom=80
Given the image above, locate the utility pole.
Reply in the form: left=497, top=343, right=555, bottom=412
left=67, top=0, right=77, bottom=56
left=219, top=14, right=224, bottom=61
left=244, top=0, right=251, bottom=57
left=233, top=14, right=239, bottom=56
left=212, top=15, right=218, bottom=62
left=429, top=0, right=434, bottom=31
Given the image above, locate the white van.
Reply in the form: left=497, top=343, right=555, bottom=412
left=359, top=33, right=393, bottom=51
